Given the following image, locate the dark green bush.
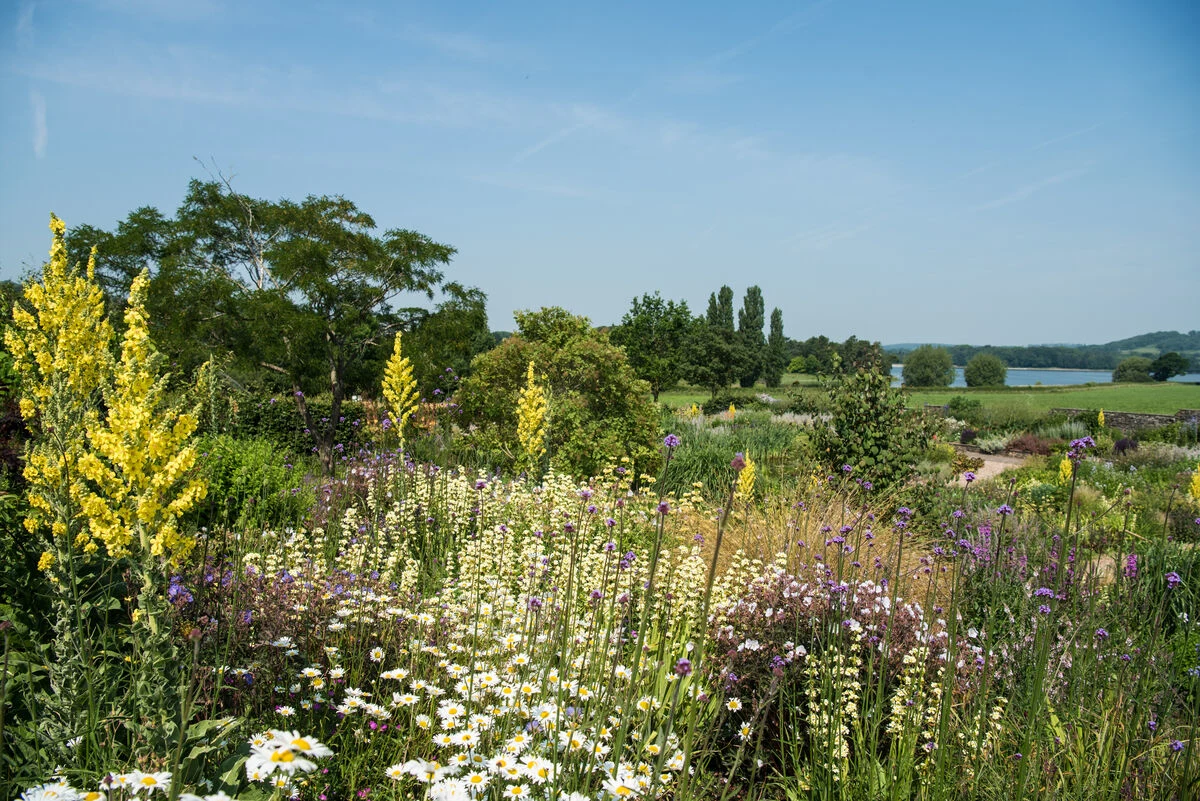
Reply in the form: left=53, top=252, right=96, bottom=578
left=946, top=395, right=984, bottom=423
left=701, top=390, right=779, bottom=415
left=194, top=434, right=316, bottom=531
left=810, top=365, right=929, bottom=488
left=232, top=395, right=374, bottom=460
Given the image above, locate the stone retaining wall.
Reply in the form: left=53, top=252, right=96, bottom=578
left=1051, top=408, right=1200, bottom=432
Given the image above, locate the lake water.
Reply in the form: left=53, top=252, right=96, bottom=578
left=889, top=366, right=1200, bottom=388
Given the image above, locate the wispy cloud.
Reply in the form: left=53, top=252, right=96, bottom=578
left=30, top=90, right=47, bottom=158
left=15, top=1, right=34, bottom=48
left=973, top=166, right=1091, bottom=211
left=707, top=0, right=836, bottom=66
left=512, top=3, right=836, bottom=164
left=79, top=0, right=223, bottom=21
left=20, top=46, right=552, bottom=131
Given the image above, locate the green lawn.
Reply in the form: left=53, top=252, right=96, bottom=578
left=904, top=382, right=1200, bottom=415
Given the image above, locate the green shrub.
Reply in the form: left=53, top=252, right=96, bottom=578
left=701, top=390, right=777, bottom=415
left=1036, top=419, right=1091, bottom=440
left=810, top=365, right=928, bottom=487
left=232, top=394, right=374, bottom=460
left=902, top=345, right=954, bottom=387
left=945, top=395, right=984, bottom=424
left=194, top=434, right=315, bottom=531
left=975, top=433, right=1013, bottom=454
left=964, top=353, right=1007, bottom=387
left=1138, top=421, right=1200, bottom=447
left=1112, top=356, right=1154, bottom=383
left=458, top=307, right=662, bottom=479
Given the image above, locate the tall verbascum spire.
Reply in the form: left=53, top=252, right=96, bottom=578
left=382, top=332, right=419, bottom=447
left=516, top=361, right=547, bottom=473
left=77, top=269, right=207, bottom=565
left=735, top=452, right=757, bottom=502
left=4, top=214, right=114, bottom=556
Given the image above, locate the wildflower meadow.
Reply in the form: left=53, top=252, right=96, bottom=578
left=2, top=217, right=1199, bottom=801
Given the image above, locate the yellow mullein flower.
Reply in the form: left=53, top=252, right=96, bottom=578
left=77, top=269, right=207, bottom=565
left=1058, top=457, right=1073, bottom=486
left=736, top=454, right=757, bottom=501
left=1190, top=462, right=1200, bottom=502
left=382, top=332, right=419, bottom=447
left=4, top=215, right=114, bottom=549
left=728, top=403, right=736, bottom=419
left=37, top=551, right=55, bottom=571
left=516, top=361, right=547, bottom=472
left=1097, top=409, right=1105, bottom=429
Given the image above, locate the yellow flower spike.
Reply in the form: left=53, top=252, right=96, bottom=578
left=382, top=332, right=419, bottom=447
left=1190, top=462, right=1200, bottom=503
left=736, top=454, right=757, bottom=502
left=728, top=403, right=736, bottom=419
left=77, top=269, right=206, bottom=565
left=1058, top=457, right=1073, bottom=486
left=5, top=215, right=114, bottom=546
left=516, top=362, right=548, bottom=473
left=1097, top=409, right=1105, bottom=429
left=37, top=551, right=55, bottom=572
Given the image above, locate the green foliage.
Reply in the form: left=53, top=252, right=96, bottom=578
left=763, top=307, right=786, bottom=388
left=67, top=178, right=469, bottom=473
left=902, top=344, right=954, bottom=387
left=736, top=286, right=766, bottom=387
left=657, top=413, right=807, bottom=500
left=700, top=390, right=779, bottom=415
left=681, top=319, right=738, bottom=398
left=810, top=363, right=927, bottom=486
left=194, top=434, right=314, bottom=531
left=945, top=394, right=984, bottom=423
left=1113, top=356, right=1155, bottom=383
left=1151, top=351, right=1191, bottom=382
left=964, top=352, right=1007, bottom=387
left=706, top=285, right=735, bottom=334
left=231, top=394, right=372, bottom=460
left=458, top=307, right=662, bottom=478
left=609, top=292, right=693, bottom=401
left=403, top=282, right=492, bottom=396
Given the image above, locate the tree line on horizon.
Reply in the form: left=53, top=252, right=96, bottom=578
left=891, top=331, right=1200, bottom=371
left=899, top=343, right=1192, bottom=388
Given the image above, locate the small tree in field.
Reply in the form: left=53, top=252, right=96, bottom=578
left=609, top=292, right=692, bottom=401
left=964, top=353, right=1007, bottom=387
left=1150, top=351, right=1190, bottom=382
left=902, top=345, right=954, bottom=388
left=1112, top=356, right=1154, bottom=383
left=811, top=357, right=926, bottom=488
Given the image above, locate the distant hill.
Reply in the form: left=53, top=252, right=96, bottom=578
left=885, top=331, right=1200, bottom=370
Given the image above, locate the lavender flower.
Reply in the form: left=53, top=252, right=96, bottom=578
left=1166, top=571, right=1182, bottom=589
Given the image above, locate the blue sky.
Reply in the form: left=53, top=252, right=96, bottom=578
left=2, top=0, right=1197, bottom=345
